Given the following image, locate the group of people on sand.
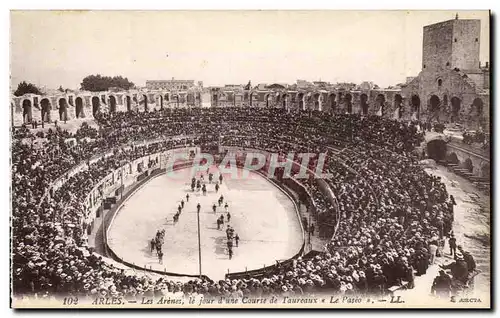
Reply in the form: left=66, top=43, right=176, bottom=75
left=158, top=168, right=240, bottom=264
left=211, top=194, right=239, bottom=260
left=150, top=229, right=165, bottom=264
left=190, top=169, right=224, bottom=194
left=225, top=225, right=240, bottom=260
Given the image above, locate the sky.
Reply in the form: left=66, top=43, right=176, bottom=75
left=10, top=10, right=490, bottom=90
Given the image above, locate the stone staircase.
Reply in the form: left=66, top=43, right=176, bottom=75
left=443, top=163, right=490, bottom=194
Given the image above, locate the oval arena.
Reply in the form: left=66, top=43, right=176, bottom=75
left=106, top=164, right=304, bottom=279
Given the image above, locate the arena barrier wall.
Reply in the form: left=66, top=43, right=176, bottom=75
left=101, top=157, right=306, bottom=279
left=99, top=148, right=313, bottom=279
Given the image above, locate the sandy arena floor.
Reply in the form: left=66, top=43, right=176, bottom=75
left=107, top=166, right=303, bottom=280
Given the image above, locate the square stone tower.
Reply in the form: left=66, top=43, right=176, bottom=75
left=422, top=17, right=481, bottom=73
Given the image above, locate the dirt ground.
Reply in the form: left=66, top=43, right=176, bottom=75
left=107, top=166, right=303, bottom=280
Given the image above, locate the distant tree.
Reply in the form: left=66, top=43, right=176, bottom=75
left=58, top=85, right=65, bottom=92
left=13, top=81, right=42, bottom=97
left=80, top=74, right=135, bottom=92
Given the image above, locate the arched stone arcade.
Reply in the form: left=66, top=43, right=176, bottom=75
left=429, top=95, right=441, bottom=112
left=329, top=93, right=336, bottom=113
left=375, top=94, right=386, bottom=116
left=75, top=97, right=84, bottom=118
left=142, top=94, right=148, bottom=112
left=58, top=98, right=68, bottom=121
left=297, top=93, right=305, bottom=111
left=360, top=94, right=369, bottom=115
left=426, top=138, right=447, bottom=162
left=159, top=95, right=164, bottom=110
left=411, top=95, right=421, bottom=119
left=313, top=93, right=321, bottom=111
left=472, top=98, right=484, bottom=115
left=109, top=95, right=117, bottom=113
left=91, top=96, right=100, bottom=116
left=124, top=95, right=132, bottom=112
left=450, top=97, right=461, bottom=122
left=394, top=94, right=403, bottom=119
left=40, top=98, right=51, bottom=122
left=22, top=99, right=32, bottom=124
left=281, top=93, right=288, bottom=109
left=344, top=94, right=353, bottom=114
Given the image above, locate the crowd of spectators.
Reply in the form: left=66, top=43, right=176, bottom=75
left=12, top=107, right=454, bottom=299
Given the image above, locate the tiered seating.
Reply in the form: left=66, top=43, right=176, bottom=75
left=12, top=108, right=456, bottom=298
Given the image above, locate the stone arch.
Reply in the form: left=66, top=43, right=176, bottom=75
left=281, top=93, right=288, bottom=108
left=172, top=94, right=179, bottom=107
left=265, top=93, right=272, bottom=108
left=91, top=96, right=100, bottom=116
left=429, top=95, right=441, bottom=112
left=159, top=95, right=164, bottom=109
left=446, top=152, right=459, bottom=164
left=329, top=93, right=336, bottom=113
left=426, top=139, right=447, bottom=161
left=472, top=98, right=484, bottom=115
left=40, top=98, right=51, bottom=122
left=230, top=93, right=236, bottom=107
left=22, top=99, right=32, bottom=124
left=109, top=95, right=117, bottom=113
left=58, top=98, right=68, bottom=121
left=298, top=93, right=305, bottom=110
left=464, top=158, right=473, bottom=173
left=411, top=95, right=421, bottom=119
left=179, top=94, right=186, bottom=105
left=125, top=96, right=132, bottom=112
left=75, top=97, right=84, bottom=118
left=273, top=92, right=280, bottom=106
left=186, top=93, right=195, bottom=107
left=375, top=94, right=385, bottom=115
left=360, top=93, right=369, bottom=115
left=345, top=93, right=353, bottom=114
left=394, top=94, right=403, bottom=118
left=142, top=94, right=148, bottom=112
left=480, top=162, right=490, bottom=179
left=313, top=93, right=321, bottom=111
left=450, top=97, right=461, bottom=122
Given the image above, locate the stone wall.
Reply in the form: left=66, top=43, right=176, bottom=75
left=11, top=89, right=203, bottom=127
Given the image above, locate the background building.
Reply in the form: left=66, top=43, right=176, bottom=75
left=146, top=78, right=196, bottom=90
left=402, top=16, right=489, bottom=130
